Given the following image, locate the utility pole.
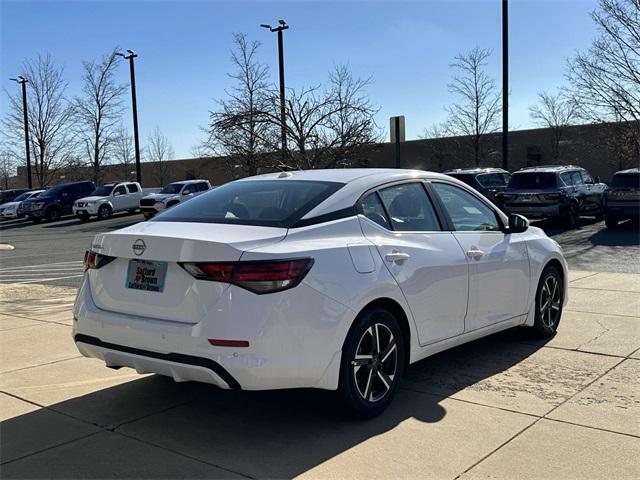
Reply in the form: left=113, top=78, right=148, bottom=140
left=116, top=50, right=142, bottom=184
left=502, top=0, right=509, bottom=171
left=10, top=76, right=32, bottom=188
left=261, top=20, right=289, bottom=163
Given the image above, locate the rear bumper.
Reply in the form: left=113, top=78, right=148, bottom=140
left=503, top=204, right=560, bottom=218
left=72, top=275, right=351, bottom=391
left=605, top=202, right=640, bottom=217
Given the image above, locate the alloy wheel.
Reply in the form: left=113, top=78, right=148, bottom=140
left=351, top=323, right=398, bottom=402
left=539, top=274, right=561, bottom=329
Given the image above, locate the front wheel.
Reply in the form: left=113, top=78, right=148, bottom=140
left=339, top=308, right=405, bottom=418
left=533, top=265, right=564, bottom=337
left=97, top=205, right=112, bottom=220
left=77, top=213, right=90, bottom=221
left=564, top=203, right=579, bottom=228
left=605, top=215, right=618, bottom=228
left=46, top=208, right=60, bottom=222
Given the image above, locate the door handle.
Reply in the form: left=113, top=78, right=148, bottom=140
left=467, top=248, right=484, bottom=259
left=385, top=251, right=411, bottom=264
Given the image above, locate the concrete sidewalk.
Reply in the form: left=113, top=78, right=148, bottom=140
left=0, top=271, right=638, bottom=479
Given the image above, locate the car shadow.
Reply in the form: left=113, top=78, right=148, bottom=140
left=42, top=212, right=143, bottom=229
left=0, top=328, right=548, bottom=478
left=0, top=218, right=37, bottom=231
left=588, top=219, right=640, bottom=246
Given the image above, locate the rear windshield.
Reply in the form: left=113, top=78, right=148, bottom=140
left=508, top=172, right=557, bottom=189
left=446, top=173, right=475, bottom=186
left=477, top=173, right=511, bottom=187
left=611, top=173, right=640, bottom=188
left=153, top=180, right=345, bottom=228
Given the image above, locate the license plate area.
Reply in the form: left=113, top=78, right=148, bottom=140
left=126, top=259, right=168, bottom=293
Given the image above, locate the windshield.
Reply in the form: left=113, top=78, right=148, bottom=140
left=91, top=185, right=115, bottom=196
left=14, top=192, right=33, bottom=202
left=611, top=173, right=640, bottom=189
left=160, top=183, right=183, bottom=194
left=508, top=172, right=557, bottom=189
left=153, top=180, right=345, bottom=228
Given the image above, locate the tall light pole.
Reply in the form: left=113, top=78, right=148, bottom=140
left=116, top=50, right=142, bottom=184
left=502, top=0, right=509, bottom=171
left=261, top=19, right=289, bottom=162
left=10, top=76, right=32, bottom=188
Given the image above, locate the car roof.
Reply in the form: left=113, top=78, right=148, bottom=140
left=614, top=168, right=640, bottom=175
left=516, top=165, right=583, bottom=174
left=234, top=168, right=478, bottom=220
left=443, top=168, right=509, bottom=174
left=170, top=179, right=208, bottom=185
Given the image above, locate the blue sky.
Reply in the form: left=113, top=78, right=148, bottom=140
left=1, top=0, right=599, bottom=158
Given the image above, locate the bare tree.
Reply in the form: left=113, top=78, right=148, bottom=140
left=529, top=91, right=578, bottom=162
left=74, top=49, right=127, bottom=184
left=568, top=0, right=640, bottom=150
left=2, top=54, right=75, bottom=187
left=113, top=126, right=135, bottom=181
left=146, top=126, right=174, bottom=186
left=206, top=33, right=275, bottom=178
left=445, top=47, right=501, bottom=166
left=0, top=149, right=16, bottom=189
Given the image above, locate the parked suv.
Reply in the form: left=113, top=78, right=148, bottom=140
left=74, top=182, right=143, bottom=221
left=604, top=168, right=640, bottom=228
left=139, top=179, right=211, bottom=219
left=500, top=165, right=606, bottom=227
left=22, top=181, right=96, bottom=223
left=443, top=168, right=511, bottom=202
left=0, top=189, right=29, bottom=205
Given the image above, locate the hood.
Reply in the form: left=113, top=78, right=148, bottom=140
left=142, top=193, right=176, bottom=202
left=1, top=201, right=19, bottom=209
left=76, top=196, right=107, bottom=203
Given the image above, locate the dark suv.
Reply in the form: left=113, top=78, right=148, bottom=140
left=604, top=168, right=640, bottom=228
left=500, top=165, right=606, bottom=227
left=21, top=181, right=96, bottom=222
left=443, top=168, right=511, bottom=202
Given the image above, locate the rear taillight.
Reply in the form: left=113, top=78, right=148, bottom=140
left=180, top=258, right=314, bottom=294
left=84, top=250, right=116, bottom=271
left=544, top=193, right=562, bottom=200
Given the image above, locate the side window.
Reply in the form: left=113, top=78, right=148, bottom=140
left=359, top=193, right=390, bottom=229
left=560, top=172, right=573, bottom=186
left=127, top=183, right=140, bottom=193
left=580, top=171, right=593, bottom=184
left=198, top=182, right=209, bottom=192
left=378, top=183, right=440, bottom=232
left=114, top=185, right=127, bottom=195
left=432, top=183, right=501, bottom=232
left=570, top=171, right=584, bottom=185
left=182, top=185, right=193, bottom=194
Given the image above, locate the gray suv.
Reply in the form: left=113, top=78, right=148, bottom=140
left=499, top=165, right=606, bottom=227
left=604, top=168, right=640, bottom=228
left=443, top=168, right=511, bottom=203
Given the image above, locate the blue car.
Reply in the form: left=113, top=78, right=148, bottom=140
left=21, top=181, right=96, bottom=223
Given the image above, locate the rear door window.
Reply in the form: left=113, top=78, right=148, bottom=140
left=359, top=193, right=390, bottom=229
left=127, top=183, right=140, bottom=193
left=580, top=171, right=593, bottom=184
left=378, top=183, right=441, bottom=232
left=611, top=173, right=640, bottom=188
left=197, top=182, right=209, bottom=192
left=570, top=171, right=584, bottom=185
left=560, top=172, right=573, bottom=186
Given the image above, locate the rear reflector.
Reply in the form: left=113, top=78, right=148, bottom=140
left=208, top=339, right=250, bottom=348
left=180, top=258, right=314, bottom=294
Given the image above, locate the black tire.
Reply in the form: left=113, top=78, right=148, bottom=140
left=77, top=213, right=90, bottom=221
left=46, top=207, right=60, bottom=222
left=31, top=217, right=42, bottom=223
left=338, top=307, right=405, bottom=418
left=97, top=205, right=112, bottom=220
left=142, top=212, right=154, bottom=220
left=533, top=265, right=564, bottom=337
left=128, top=209, right=137, bottom=214
left=564, top=203, right=579, bottom=228
left=605, top=215, right=618, bottom=228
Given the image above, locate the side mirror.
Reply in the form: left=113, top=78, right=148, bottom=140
left=114, top=191, right=121, bottom=197
left=182, top=190, right=191, bottom=195
left=505, top=213, right=529, bottom=234
left=593, top=176, right=600, bottom=183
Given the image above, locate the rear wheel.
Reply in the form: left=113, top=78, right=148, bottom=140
left=564, top=203, right=579, bottom=228
left=605, top=215, right=619, bottom=228
left=339, top=308, right=405, bottom=418
left=128, top=208, right=137, bottom=214
left=97, top=205, right=112, bottom=220
left=533, top=265, right=564, bottom=337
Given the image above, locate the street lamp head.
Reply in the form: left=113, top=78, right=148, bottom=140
left=260, top=23, right=272, bottom=29
left=115, top=52, right=126, bottom=57
left=278, top=19, right=286, bottom=25
left=127, top=49, right=136, bottom=55
left=9, top=76, right=27, bottom=84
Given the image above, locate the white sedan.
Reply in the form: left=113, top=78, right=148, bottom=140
left=73, top=169, right=567, bottom=417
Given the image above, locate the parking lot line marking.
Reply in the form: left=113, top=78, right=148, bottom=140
left=0, top=261, right=83, bottom=271
left=5, top=274, right=85, bottom=284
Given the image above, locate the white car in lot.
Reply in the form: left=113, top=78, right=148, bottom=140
left=73, top=169, right=567, bottom=417
left=0, top=190, right=46, bottom=219
left=73, top=182, right=143, bottom=221
left=139, top=180, right=211, bottom=219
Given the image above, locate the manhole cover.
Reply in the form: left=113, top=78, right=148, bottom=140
left=0, top=244, right=15, bottom=250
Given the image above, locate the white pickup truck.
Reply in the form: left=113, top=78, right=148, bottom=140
left=73, top=182, right=144, bottom=221
left=139, top=179, right=211, bottom=219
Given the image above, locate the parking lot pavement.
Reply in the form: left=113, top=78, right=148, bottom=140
left=0, top=271, right=638, bottom=479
